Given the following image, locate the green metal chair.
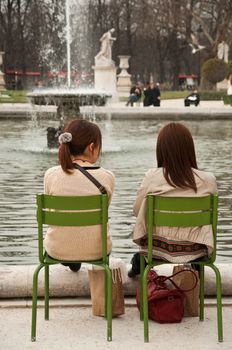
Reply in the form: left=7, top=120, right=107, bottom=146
left=140, top=194, right=223, bottom=342
left=31, top=194, right=112, bottom=342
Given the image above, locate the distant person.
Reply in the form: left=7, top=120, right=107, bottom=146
left=126, top=83, right=142, bottom=106
left=143, top=82, right=151, bottom=106
left=143, top=82, right=161, bottom=107
left=35, top=80, right=43, bottom=89
left=128, top=122, right=217, bottom=277
left=153, top=82, right=161, bottom=106
left=16, top=79, right=23, bottom=90
left=44, top=119, right=115, bottom=272
left=184, top=88, right=200, bottom=106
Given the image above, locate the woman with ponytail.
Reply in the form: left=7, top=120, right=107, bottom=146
left=44, top=119, right=115, bottom=272
left=128, top=122, right=217, bottom=277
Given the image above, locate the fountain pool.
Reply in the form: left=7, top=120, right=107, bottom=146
left=0, top=117, right=232, bottom=265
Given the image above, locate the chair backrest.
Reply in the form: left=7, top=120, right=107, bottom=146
left=36, top=194, right=108, bottom=263
left=146, top=194, right=218, bottom=263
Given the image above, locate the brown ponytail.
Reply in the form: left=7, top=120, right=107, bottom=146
left=59, top=118, right=102, bottom=174
left=59, top=143, right=73, bottom=173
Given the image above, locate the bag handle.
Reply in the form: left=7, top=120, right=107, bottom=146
left=73, top=163, right=107, bottom=194
left=154, top=269, right=198, bottom=293
left=112, top=268, right=122, bottom=283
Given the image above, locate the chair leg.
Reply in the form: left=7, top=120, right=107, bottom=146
left=44, top=265, right=49, bottom=320
left=209, top=264, right=223, bottom=342
left=31, top=264, right=44, bottom=342
left=140, top=255, right=145, bottom=320
left=199, top=265, right=205, bottom=321
left=142, top=265, right=151, bottom=343
left=104, top=264, right=112, bottom=342
left=104, top=269, right=107, bottom=319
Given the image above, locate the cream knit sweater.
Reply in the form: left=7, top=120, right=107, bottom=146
left=133, top=167, right=217, bottom=262
left=44, top=162, right=115, bottom=261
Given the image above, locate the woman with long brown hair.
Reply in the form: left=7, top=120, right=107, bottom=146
left=44, top=118, right=115, bottom=272
left=128, top=122, right=217, bottom=277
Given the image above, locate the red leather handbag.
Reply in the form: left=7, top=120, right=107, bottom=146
left=136, top=269, right=198, bottom=323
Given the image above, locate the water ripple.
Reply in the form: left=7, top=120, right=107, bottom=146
left=0, top=119, right=232, bottom=264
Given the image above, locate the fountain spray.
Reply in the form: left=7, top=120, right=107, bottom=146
left=65, top=0, right=71, bottom=88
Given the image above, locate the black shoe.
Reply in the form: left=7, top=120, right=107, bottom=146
left=128, top=267, right=139, bottom=278
left=69, top=263, right=81, bottom=272
left=62, top=263, right=81, bottom=272
left=191, top=263, right=200, bottom=273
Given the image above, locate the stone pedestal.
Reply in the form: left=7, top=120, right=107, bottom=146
left=1, top=263, right=232, bottom=298
left=93, top=64, right=117, bottom=97
left=117, top=55, right=131, bottom=98
left=0, top=51, right=6, bottom=91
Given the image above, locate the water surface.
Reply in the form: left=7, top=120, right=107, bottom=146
left=0, top=117, right=231, bottom=264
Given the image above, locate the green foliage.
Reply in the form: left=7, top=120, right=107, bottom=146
left=200, top=91, right=225, bottom=100
left=0, top=90, right=28, bottom=103
left=152, top=90, right=224, bottom=100
left=120, top=90, right=226, bottom=103
left=223, top=95, right=232, bottom=105
left=201, top=58, right=229, bottom=84
left=160, top=91, right=188, bottom=99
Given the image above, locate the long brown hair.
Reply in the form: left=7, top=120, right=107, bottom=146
left=59, top=118, right=102, bottom=174
left=156, top=122, right=198, bottom=192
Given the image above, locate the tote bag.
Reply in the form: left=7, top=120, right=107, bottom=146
left=172, top=265, right=199, bottom=317
left=88, top=267, right=125, bottom=317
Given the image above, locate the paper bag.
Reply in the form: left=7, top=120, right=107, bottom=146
left=172, top=265, right=199, bottom=317
left=88, top=267, right=125, bottom=317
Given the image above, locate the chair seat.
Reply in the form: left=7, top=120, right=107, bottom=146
left=142, top=254, right=213, bottom=266
left=43, top=252, right=105, bottom=266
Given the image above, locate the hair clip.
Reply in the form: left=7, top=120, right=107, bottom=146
left=58, top=132, right=72, bottom=144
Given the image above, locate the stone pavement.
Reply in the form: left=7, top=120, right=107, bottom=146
left=1, top=263, right=232, bottom=349
left=0, top=99, right=231, bottom=120
left=110, top=98, right=226, bottom=108
left=85, top=98, right=232, bottom=120
left=0, top=298, right=232, bottom=350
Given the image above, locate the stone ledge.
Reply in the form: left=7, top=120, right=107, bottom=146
left=0, top=101, right=231, bottom=120
left=0, top=263, right=231, bottom=298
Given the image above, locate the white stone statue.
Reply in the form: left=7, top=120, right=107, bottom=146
left=217, top=41, right=229, bottom=63
left=227, top=74, right=232, bottom=95
left=95, top=28, right=116, bottom=65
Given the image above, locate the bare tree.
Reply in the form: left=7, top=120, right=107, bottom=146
left=190, top=0, right=232, bottom=58
left=0, top=0, right=232, bottom=89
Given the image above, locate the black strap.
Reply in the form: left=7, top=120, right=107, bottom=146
left=73, top=163, right=107, bottom=194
